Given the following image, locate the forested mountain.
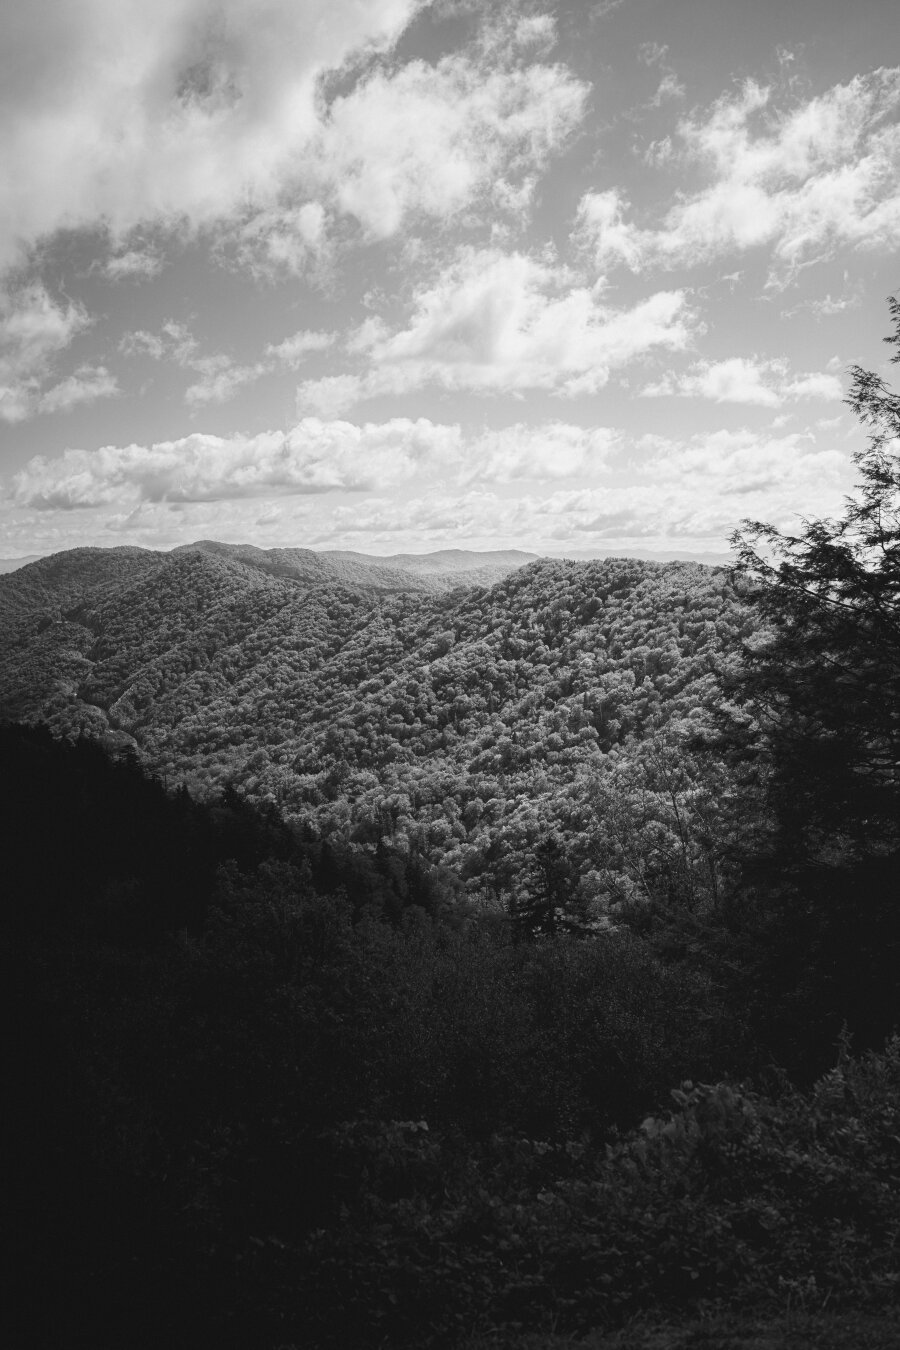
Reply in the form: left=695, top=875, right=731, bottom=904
left=0, top=553, right=41, bottom=574
left=173, top=538, right=538, bottom=592
left=6, top=313, right=900, bottom=1350
left=0, top=544, right=756, bottom=921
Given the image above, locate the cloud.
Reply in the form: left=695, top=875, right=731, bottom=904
left=183, top=356, right=267, bottom=407
left=0, top=0, right=589, bottom=280
left=643, top=356, right=843, bottom=405
left=0, top=0, right=422, bottom=270
left=266, top=329, right=335, bottom=366
left=102, top=248, right=164, bottom=280
left=122, top=319, right=333, bottom=407
left=307, top=43, right=587, bottom=240
left=334, top=247, right=694, bottom=403
left=121, top=320, right=270, bottom=406
left=6, top=414, right=854, bottom=557
left=460, top=422, right=619, bottom=483
left=0, top=283, right=103, bottom=422
left=37, top=365, right=119, bottom=415
left=574, top=67, right=900, bottom=280
left=12, top=417, right=462, bottom=509
left=120, top=321, right=198, bottom=364
left=296, top=374, right=367, bottom=418
left=231, top=201, right=329, bottom=276
left=574, top=189, right=646, bottom=271
left=639, top=426, right=847, bottom=501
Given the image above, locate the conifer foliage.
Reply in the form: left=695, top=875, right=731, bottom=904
left=725, top=299, right=900, bottom=1069
left=733, top=297, right=900, bottom=858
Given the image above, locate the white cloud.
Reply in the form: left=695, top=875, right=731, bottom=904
left=184, top=356, right=267, bottom=407
left=0, top=0, right=421, bottom=270
left=103, top=249, right=164, bottom=280
left=0, top=0, right=590, bottom=280
left=0, top=283, right=98, bottom=422
left=120, top=321, right=198, bottom=364
left=513, top=14, right=557, bottom=51
left=461, top=422, right=618, bottom=483
left=12, top=416, right=461, bottom=509
left=574, top=189, right=645, bottom=271
left=266, top=329, right=335, bottom=366
left=307, top=46, right=587, bottom=240
left=345, top=247, right=694, bottom=400
left=232, top=201, right=328, bottom=276
left=643, top=356, right=843, bottom=405
left=639, top=426, right=847, bottom=501
left=121, top=320, right=270, bottom=406
left=296, top=374, right=367, bottom=418
left=38, top=365, right=119, bottom=415
left=575, top=67, right=900, bottom=280
left=5, top=414, right=855, bottom=557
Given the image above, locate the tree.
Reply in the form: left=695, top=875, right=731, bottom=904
left=725, top=297, right=900, bottom=1068
left=732, top=295, right=900, bottom=862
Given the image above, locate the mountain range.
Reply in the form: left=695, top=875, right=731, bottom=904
left=0, top=539, right=754, bottom=912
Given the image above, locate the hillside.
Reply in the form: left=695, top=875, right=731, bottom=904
left=0, top=542, right=756, bottom=917
left=172, top=539, right=537, bottom=593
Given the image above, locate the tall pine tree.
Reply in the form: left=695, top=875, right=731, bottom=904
left=721, top=299, right=900, bottom=1070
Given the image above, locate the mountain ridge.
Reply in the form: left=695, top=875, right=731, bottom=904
left=0, top=542, right=753, bottom=913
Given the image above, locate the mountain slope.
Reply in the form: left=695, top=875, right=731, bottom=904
left=173, top=539, right=535, bottom=593
left=0, top=544, right=756, bottom=913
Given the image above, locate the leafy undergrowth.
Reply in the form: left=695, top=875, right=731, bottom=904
left=459, top=1310, right=900, bottom=1350
left=246, top=1039, right=900, bottom=1348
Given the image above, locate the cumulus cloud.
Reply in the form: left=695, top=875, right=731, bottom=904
left=0, top=283, right=115, bottom=422
left=6, top=412, right=854, bottom=557
left=38, top=366, right=119, bottom=415
left=575, top=67, right=900, bottom=280
left=523, top=428, right=849, bottom=542
left=183, top=356, right=267, bottom=407
left=460, top=422, right=619, bottom=482
left=296, top=374, right=367, bottom=418
left=319, top=441, right=847, bottom=550
left=12, top=417, right=462, bottom=510
left=639, top=426, right=847, bottom=501
left=0, top=0, right=424, bottom=271
left=328, top=247, right=694, bottom=405
left=0, top=0, right=589, bottom=283
left=574, top=189, right=646, bottom=271
left=308, top=45, right=587, bottom=241
left=266, top=329, right=335, bottom=366
left=643, top=356, right=843, bottom=405
left=102, top=249, right=165, bottom=280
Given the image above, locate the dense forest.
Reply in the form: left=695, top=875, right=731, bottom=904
left=4, top=310, right=900, bottom=1348
left=0, top=539, right=757, bottom=927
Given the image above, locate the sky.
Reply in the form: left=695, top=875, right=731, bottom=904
left=1, top=0, right=899, bottom=560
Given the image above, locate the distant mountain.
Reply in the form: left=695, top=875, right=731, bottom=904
left=0, top=541, right=754, bottom=910
left=0, top=554, right=43, bottom=574
left=173, top=540, right=537, bottom=593
left=323, top=546, right=540, bottom=574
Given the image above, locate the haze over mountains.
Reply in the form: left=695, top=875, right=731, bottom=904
left=0, top=544, right=734, bottom=576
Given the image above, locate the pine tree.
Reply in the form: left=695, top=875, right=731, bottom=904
left=725, top=298, right=900, bottom=1068
left=733, top=295, right=900, bottom=862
